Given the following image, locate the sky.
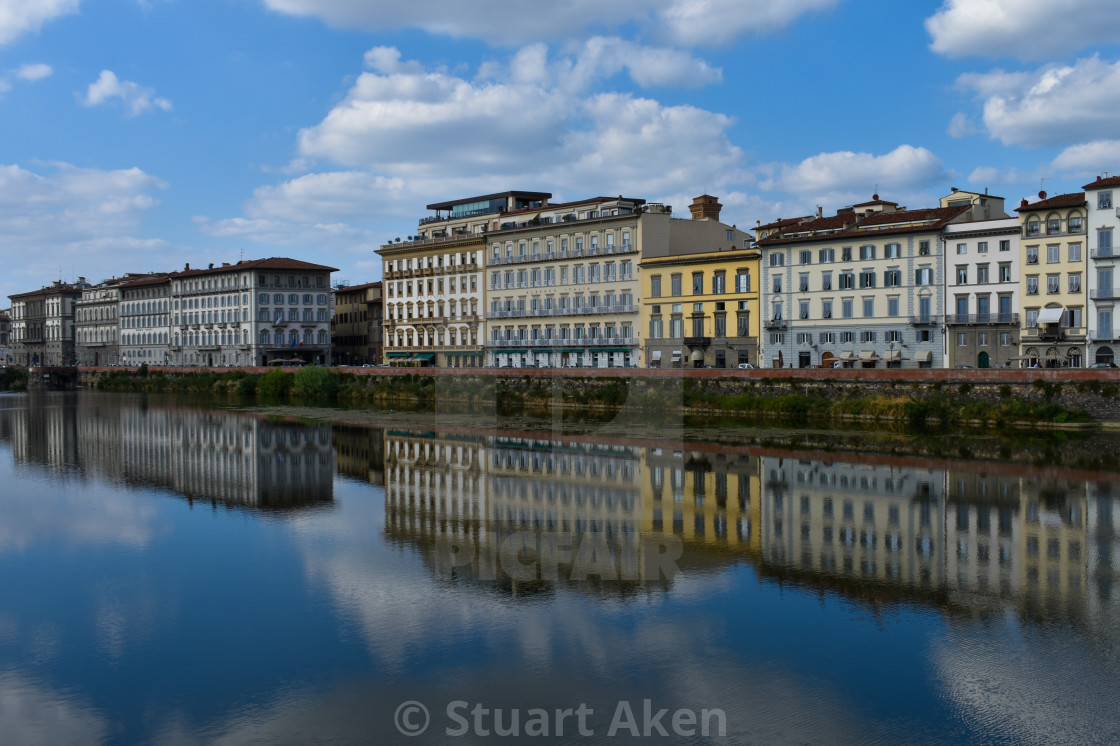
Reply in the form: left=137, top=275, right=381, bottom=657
left=2, top=0, right=1120, bottom=296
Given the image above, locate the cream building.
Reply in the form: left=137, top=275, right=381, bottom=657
left=120, top=276, right=172, bottom=366
left=1083, top=175, right=1120, bottom=366
left=75, top=277, right=131, bottom=367
left=380, top=191, right=545, bottom=367
left=757, top=194, right=1004, bottom=369
left=1016, top=191, right=1088, bottom=367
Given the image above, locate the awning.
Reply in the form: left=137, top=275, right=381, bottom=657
left=531, top=349, right=552, bottom=354
left=916, top=350, right=933, bottom=362
left=387, top=352, right=412, bottom=358
left=859, top=350, right=879, bottom=360
left=1037, top=307, right=1064, bottom=325
left=885, top=349, right=902, bottom=361
left=839, top=351, right=856, bottom=361
left=651, top=351, right=662, bottom=361
left=413, top=352, right=435, bottom=360
left=691, top=349, right=705, bottom=361
left=500, top=349, right=527, bottom=354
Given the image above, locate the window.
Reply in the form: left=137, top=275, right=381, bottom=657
left=839, top=272, right=855, bottom=289
left=799, top=301, right=810, bottom=319
left=1069, top=273, right=1081, bottom=292
left=820, top=332, right=835, bottom=343
left=885, top=243, right=900, bottom=258
left=799, top=250, right=812, bottom=265
left=650, top=275, right=661, bottom=297
left=714, top=315, right=726, bottom=337
left=771, top=303, right=782, bottom=320
left=821, top=272, right=832, bottom=291
left=957, top=332, right=967, bottom=347
left=860, top=245, right=875, bottom=260
left=842, top=247, right=852, bottom=261
left=822, top=300, right=833, bottom=318
left=769, top=253, right=785, bottom=267
left=840, top=331, right=854, bottom=343
left=884, top=269, right=900, bottom=287
left=999, top=264, right=1011, bottom=283
left=887, top=297, right=899, bottom=317
left=712, top=272, right=726, bottom=294
left=1048, top=218, right=1061, bottom=235
left=978, top=332, right=988, bottom=346
left=773, top=276, right=782, bottom=293
left=671, top=274, right=682, bottom=296
left=1027, top=219, right=1040, bottom=237
left=1047, top=245, right=1060, bottom=263
left=842, top=299, right=853, bottom=318
left=977, top=265, right=990, bottom=284
left=956, top=266, right=968, bottom=285
left=919, top=240, right=930, bottom=256
left=1069, top=243, right=1082, bottom=262
left=859, top=270, right=875, bottom=288
left=1099, top=229, right=1114, bottom=256
left=1099, top=192, right=1112, bottom=209
left=1026, top=276, right=1039, bottom=295
left=1047, top=274, right=1060, bottom=294
left=915, top=267, right=933, bottom=285
left=819, top=248, right=835, bottom=263
left=735, top=270, right=751, bottom=293
left=862, top=330, right=876, bottom=342
left=957, top=243, right=967, bottom=255
left=1000, top=332, right=1011, bottom=346
left=1070, top=215, right=1083, bottom=233
left=887, top=330, right=902, bottom=342
left=1026, top=246, right=1039, bottom=264
left=862, top=298, right=874, bottom=317
left=737, top=313, right=750, bottom=337
left=692, top=273, right=703, bottom=295
left=799, top=273, right=810, bottom=292
left=978, top=241, right=988, bottom=253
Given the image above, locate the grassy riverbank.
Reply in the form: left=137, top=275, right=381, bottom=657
left=0, top=368, right=28, bottom=392
left=86, top=367, right=1096, bottom=430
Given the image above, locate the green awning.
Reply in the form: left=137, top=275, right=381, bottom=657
left=531, top=349, right=553, bottom=354
left=386, top=352, right=412, bottom=358
left=413, top=352, right=436, bottom=360
left=498, top=349, right=527, bottom=354
left=557, top=347, right=586, bottom=353
left=595, top=348, right=632, bottom=353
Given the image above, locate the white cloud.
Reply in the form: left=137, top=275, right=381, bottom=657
left=15, top=63, right=52, bottom=81
left=0, top=0, right=81, bottom=46
left=927, top=0, right=1120, bottom=60
left=947, top=112, right=977, bottom=138
left=0, top=161, right=168, bottom=296
left=759, top=145, right=949, bottom=207
left=1051, top=140, right=1120, bottom=175
left=957, top=56, right=1120, bottom=148
left=261, top=0, right=837, bottom=47
left=82, top=70, right=172, bottom=116
left=0, top=672, right=108, bottom=746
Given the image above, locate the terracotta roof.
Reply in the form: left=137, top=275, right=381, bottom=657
left=756, top=216, right=813, bottom=232
left=756, top=205, right=971, bottom=246
left=1016, top=192, right=1086, bottom=211
left=335, top=281, right=382, bottom=293
left=8, top=283, right=85, bottom=299
left=119, top=275, right=172, bottom=289
left=172, top=257, right=338, bottom=278
left=1084, top=176, right=1120, bottom=190
left=852, top=198, right=899, bottom=208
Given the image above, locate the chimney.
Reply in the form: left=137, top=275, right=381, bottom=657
left=689, top=194, right=722, bottom=221
left=1020, top=198, right=1029, bottom=209
left=208, top=263, right=214, bottom=269
left=222, top=262, right=230, bottom=267
left=816, top=205, right=823, bottom=219
left=185, top=263, right=190, bottom=270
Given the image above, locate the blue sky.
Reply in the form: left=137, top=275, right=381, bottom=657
left=2, top=0, right=1120, bottom=295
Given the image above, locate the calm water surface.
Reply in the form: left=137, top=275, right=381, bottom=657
left=0, top=391, right=1118, bottom=745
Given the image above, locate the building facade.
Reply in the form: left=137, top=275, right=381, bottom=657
left=942, top=215, right=1021, bottom=368
left=332, top=281, right=383, bottom=365
left=756, top=196, right=988, bottom=369
left=484, top=195, right=646, bottom=368
left=0, top=308, right=9, bottom=366
left=121, top=276, right=172, bottom=366
left=75, top=277, right=126, bottom=367
left=1016, top=192, right=1088, bottom=368
left=640, top=244, right=759, bottom=369
left=7, top=280, right=90, bottom=366
left=1084, top=175, right=1120, bottom=366
left=169, top=258, right=337, bottom=367
left=380, top=192, right=517, bottom=367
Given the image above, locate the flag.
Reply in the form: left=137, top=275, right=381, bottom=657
left=290, top=338, right=297, bottom=348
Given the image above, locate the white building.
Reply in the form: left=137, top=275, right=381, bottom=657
left=1084, top=175, right=1120, bottom=366
left=169, top=258, right=337, bottom=367
left=121, top=276, right=172, bottom=366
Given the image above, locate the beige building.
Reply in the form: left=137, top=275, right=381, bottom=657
left=332, top=281, right=383, bottom=365
left=1016, top=191, right=1088, bottom=367
left=380, top=192, right=535, bottom=367
left=8, top=280, right=91, bottom=366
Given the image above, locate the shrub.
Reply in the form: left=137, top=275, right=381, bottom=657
left=292, top=366, right=340, bottom=400
left=258, top=369, right=293, bottom=398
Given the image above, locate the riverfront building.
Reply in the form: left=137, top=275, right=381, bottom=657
left=755, top=194, right=1001, bottom=369
left=332, top=281, right=383, bottom=365
left=379, top=192, right=518, bottom=368
left=168, top=258, right=337, bottom=367
left=0, top=308, right=10, bottom=366
left=120, top=275, right=172, bottom=366
left=1016, top=191, right=1088, bottom=367
left=941, top=192, right=1021, bottom=368
left=7, top=280, right=91, bottom=366
left=75, top=277, right=128, bottom=367
left=640, top=196, right=757, bottom=368
left=1083, top=175, right=1120, bottom=366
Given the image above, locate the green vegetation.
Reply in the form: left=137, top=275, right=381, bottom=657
left=1, top=367, right=28, bottom=392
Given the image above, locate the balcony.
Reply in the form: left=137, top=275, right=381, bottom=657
left=908, top=316, right=940, bottom=326
left=487, top=242, right=637, bottom=266
left=1023, top=326, right=1086, bottom=342
left=1091, top=288, right=1120, bottom=300
left=945, top=313, right=1019, bottom=325
left=764, top=319, right=787, bottom=330
left=485, top=304, right=637, bottom=320
left=1091, top=248, right=1117, bottom=260
left=684, top=336, right=712, bottom=347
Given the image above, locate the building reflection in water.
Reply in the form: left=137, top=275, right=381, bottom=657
left=378, top=425, right=1119, bottom=626
left=0, top=394, right=334, bottom=509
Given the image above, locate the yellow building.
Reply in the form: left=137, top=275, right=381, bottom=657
left=640, top=244, right=760, bottom=368
left=1016, top=191, right=1088, bottom=367
left=331, top=281, right=382, bottom=365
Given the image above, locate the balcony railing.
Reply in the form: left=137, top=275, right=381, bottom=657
left=684, top=336, right=712, bottom=346
left=764, top=319, right=787, bottom=330
left=1022, top=326, right=1086, bottom=341
left=909, top=316, right=940, bottom=326
left=1091, top=248, right=1117, bottom=260
left=1091, top=288, right=1120, bottom=300
left=945, top=313, right=1019, bottom=325
left=488, top=242, right=637, bottom=266
left=487, top=337, right=635, bottom=348
left=485, top=304, right=637, bottom=320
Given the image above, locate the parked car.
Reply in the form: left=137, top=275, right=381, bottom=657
left=1089, top=361, right=1118, bottom=368
left=736, top=363, right=755, bottom=369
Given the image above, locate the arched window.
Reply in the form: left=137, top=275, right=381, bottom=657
left=260, top=329, right=269, bottom=344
